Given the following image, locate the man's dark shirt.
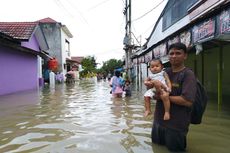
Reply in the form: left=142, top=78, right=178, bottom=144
left=154, top=67, right=197, bottom=132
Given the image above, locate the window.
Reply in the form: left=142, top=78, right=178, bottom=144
left=65, top=39, right=70, bottom=56
left=162, top=0, right=199, bottom=30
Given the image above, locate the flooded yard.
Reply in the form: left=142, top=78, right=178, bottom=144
left=0, top=78, right=229, bottom=153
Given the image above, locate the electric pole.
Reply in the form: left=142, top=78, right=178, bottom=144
left=123, top=0, right=132, bottom=79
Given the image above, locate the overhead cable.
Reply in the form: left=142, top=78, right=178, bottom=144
left=132, top=0, right=165, bottom=22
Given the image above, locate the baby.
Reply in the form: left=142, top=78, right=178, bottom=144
left=144, top=59, right=172, bottom=120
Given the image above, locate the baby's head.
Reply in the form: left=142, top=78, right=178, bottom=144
left=149, top=59, right=163, bottom=74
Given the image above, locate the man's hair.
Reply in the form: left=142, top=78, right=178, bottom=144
left=168, top=42, right=187, bottom=53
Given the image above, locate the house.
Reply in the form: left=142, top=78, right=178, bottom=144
left=0, top=22, right=49, bottom=96
left=70, top=56, right=84, bottom=80
left=132, top=0, right=230, bottom=104
left=71, top=56, right=84, bottom=67
left=36, top=17, right=73, bottom=79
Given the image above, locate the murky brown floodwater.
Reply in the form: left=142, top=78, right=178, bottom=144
left=0, top=78, right=230, bottom=153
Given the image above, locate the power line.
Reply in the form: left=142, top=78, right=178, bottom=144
left=53, top=0, right=74, bottom=18
left=65, top=0, right=89, bottom=24
left=88, top=0, right=112, bottom=11
left=53, top=0, right=90, bottom=27
left=132, top=0, right=165, bottom=22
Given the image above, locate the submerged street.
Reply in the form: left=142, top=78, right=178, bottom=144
left=0, top=78, right=230, bottom=153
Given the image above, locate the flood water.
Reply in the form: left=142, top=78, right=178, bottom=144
left=0, top=78, right=229, bottom=153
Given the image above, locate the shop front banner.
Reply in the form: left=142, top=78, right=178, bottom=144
left=153, top=43, right=167, bottom=59
left=192, top=18, right=215, bottom=44
left=180, top=30, right=191, bottom=48
left=144, top=50, right=153, bottom=63
left=216, top=8, right=230, bottom=39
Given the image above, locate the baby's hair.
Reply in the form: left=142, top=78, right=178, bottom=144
left=150, top=58, right=163, bottom=65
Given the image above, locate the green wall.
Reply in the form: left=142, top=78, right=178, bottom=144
left=185, top=44, right=230, bottom=104
left=223, top=45, right=230, bottom=101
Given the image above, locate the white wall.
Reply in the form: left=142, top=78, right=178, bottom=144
left=61, top=29, right=71, bottom=75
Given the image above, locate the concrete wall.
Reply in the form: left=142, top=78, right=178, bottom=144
left=0, top=46, right=38, bottom=96
left=40, top=23, right=62, bottom=71
left=61, top=28, right=70, bottom=75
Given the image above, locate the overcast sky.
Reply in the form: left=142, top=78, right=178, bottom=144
left=0, top=0, right=167, bottom=66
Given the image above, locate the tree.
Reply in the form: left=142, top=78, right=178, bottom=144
left=80, top=56, right=97, bottom=78
left=99, top=59, right=124, bottom=75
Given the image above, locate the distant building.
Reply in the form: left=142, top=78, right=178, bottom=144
left=70, top=56, right=84, bottom=80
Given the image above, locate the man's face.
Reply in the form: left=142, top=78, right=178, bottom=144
left=168, top=48, right=187, bottom=66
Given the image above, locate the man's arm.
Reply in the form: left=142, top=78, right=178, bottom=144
left=169, top=96, right=192, bottom=107
left=163, top=72, right=172, bottom=92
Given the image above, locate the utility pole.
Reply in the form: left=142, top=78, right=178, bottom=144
left=123, top=0, right=132, bottom=79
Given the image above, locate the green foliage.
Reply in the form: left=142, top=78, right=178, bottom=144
left=79, top=56, right=124, bottom=78
left=80, top=56, right=97, bottom=78
left=98, top=58, right=123, bottom=75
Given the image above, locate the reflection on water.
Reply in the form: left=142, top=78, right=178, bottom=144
left=0, top=78, right=229, bottom=153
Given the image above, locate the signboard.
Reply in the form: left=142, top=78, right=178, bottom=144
left=153, top=43, right=167, bottom=59
left=132, top=58, right=137, bottom=65
left=138, top=55, right=145, bottom=63
left=141, top=55, right=145, bottom=63
left=180, top=30, right=191, bottom=48
left=216, top=8, right=230, bottom=39
left=168, top=36, right=180, bottom=47
left=160, top=55, right=169, bottom=64
left=144, top=51, right=153, bottom=63
left=192, top=18, right=215, bottom=44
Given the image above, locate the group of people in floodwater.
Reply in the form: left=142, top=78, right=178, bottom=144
left=43, top=68, right=79, bottom=84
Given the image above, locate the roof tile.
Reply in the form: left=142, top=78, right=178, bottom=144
left=36, top=17, right=58, bottom=23
left=0, top=22, right=38, bottom=40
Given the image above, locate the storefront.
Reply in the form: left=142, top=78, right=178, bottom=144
left=132, top=5, right=230, bottom=105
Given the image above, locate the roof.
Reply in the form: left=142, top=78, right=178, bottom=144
left=62, top=25, right=73, bottom=38
left=36, top=17, right=58, bottom=23
left=143, top=0, right=229, bottom=53
left=66, top=58, right=80, bottom=64
left=71, top=56, right=84, bottom=64
left=0, top=22, right=38, bottom=40
left=37, top=17, right=73, bottom=38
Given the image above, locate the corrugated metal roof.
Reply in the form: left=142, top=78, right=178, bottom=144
left=0, top=22, right=37, bottom=40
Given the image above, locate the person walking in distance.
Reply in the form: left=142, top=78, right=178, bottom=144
left=109, top=70, right=124, bottom=98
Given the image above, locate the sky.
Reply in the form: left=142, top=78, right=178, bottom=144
left=0, top=0, right=167, bottom=66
